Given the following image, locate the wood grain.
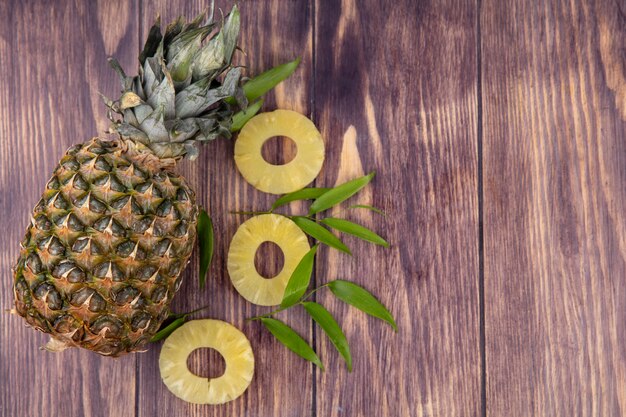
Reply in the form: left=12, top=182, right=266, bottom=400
left=3, top=0, right=626, bottom=416
left=313, top=0, right=481, bottom=416
left=482, top=0, right=626, bottom=415
left=0, top=1, right=139, bottom=416
left=134, top=1, right=315, bottom=417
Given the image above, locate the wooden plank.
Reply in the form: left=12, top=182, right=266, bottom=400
left=313, top=0, right=481, bottom=416
left=0, top=1, right=139, bottom=416
left=136, top=1, right=315, bottom=416
left=482, top=0, right=626, bottom=415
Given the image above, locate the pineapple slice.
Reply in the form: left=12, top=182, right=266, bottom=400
left=227, top=214, right=310, bottom=306
left=159, top=319, right=254, bottom=405
left=234, top=109, right=325, bottom=194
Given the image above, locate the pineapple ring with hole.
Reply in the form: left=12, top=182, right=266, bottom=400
left=234, top=109, right=325, bottom=194
left=227, top=214, right=310, bottom=306
left=159, top=319, right=254, bottom=405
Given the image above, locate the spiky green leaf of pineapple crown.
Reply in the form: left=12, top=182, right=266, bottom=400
left=104, top=4, right=245, bottom=160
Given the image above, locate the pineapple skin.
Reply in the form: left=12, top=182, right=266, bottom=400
left=13, top=138, right=198, bottom=356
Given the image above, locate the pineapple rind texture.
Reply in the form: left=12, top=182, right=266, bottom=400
left=159, top=319, right=254, bottom=405
left=12, top=6, right=248, bottom=357
left=234, top=110, right=324, bottom=194
left=13, top=138, right=198, bottom=356
left=227, top=214, right=310, bottom=306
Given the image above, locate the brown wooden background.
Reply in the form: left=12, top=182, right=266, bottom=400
left=1, top=0, right=625, bottom=416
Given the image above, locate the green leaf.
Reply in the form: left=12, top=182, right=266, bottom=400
left=150, top=317, right=187, bottom=342
left=302, top=302, right=352, bottom=371
left=192, top=33, right=224, bottom=81
left=291, top=216, right=351, bottom=255
left=309, top=172, right=375, bottom=215
left=281, top=244, right=319, bottom=308
left=243, top=57, right=301, bottom=102
left=227, top=57, right=301, bottom=104
left=231, top=99, right=263, bottom=132
left=320, top=218, right=389, bottom=247
left=348, top=204, right=386, bottom=216
left=271, top=188, right=331, bottom=211
left=167, top=312, right=187, bottom=320
left=221, top=4, right=240, bottom=63
left=328, top=280, right=397, bottom=331
left=169, top=304, right=212, bottom=319
left=260, top=318, right=324, bottom=370
left=139, top=18, right=163, bottom=65
left=197, top=209, right=214, bottom=288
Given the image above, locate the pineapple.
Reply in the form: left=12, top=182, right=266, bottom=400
left=159, top=319, right=254, bottom=404
left=234, top=110, right=324, bottom=194
left=12, top=6, right=248, bottom=356
left=227, top=214, right=310, bottom=306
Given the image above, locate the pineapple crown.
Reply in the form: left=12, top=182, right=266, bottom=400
left=104, top=4, right=246, bottom=160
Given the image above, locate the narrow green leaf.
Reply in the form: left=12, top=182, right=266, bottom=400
left=169, top=304, right=212, bottom=319
left=281, top=244, right=319, bottom=308
left=260, top=318, right=324, bottom=370
left=243, top=57, right=301, bottom=102
left=150, top=317, right=186, bottom=342
left=231, top=99, right=263, bottom=132
left=309, top=172, right=375, bottom=215
left=271, top=188, right=331, bottom=211
left=291, top=216, right=351, bottom=255
left=221, top=4, right=240, bottom=63
left=197, top=209, right=214, bottom=288
left=348, top=204, right=386, bottom=216
left=328, top=280, right=397, bottom=331
left=226, top=57, right=301, bottom=105
left=303, top=302, right=352, bottom=371
left=321, top=218, right=389, bottom=247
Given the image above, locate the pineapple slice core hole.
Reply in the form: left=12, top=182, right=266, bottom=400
left=254, top=241, right=285, bottom=278
left=260, top=136, right=298, bottom=165
left=187, top=347, right=227, bottom=379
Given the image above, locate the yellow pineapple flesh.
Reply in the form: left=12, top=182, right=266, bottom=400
left=227, top=214, right=310, bottom=306
left=234, top=110, right=325, bottom=194
left=159, top=319, right=254, bottom=404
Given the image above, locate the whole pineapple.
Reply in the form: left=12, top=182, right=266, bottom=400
left=12, top=6, right=246, bottom=356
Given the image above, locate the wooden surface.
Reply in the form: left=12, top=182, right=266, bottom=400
left=0, top=1, right=623, bottom=416
left=482, top=1, right=626, bottom=415
left=313, top=0, right=480, bottom=416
